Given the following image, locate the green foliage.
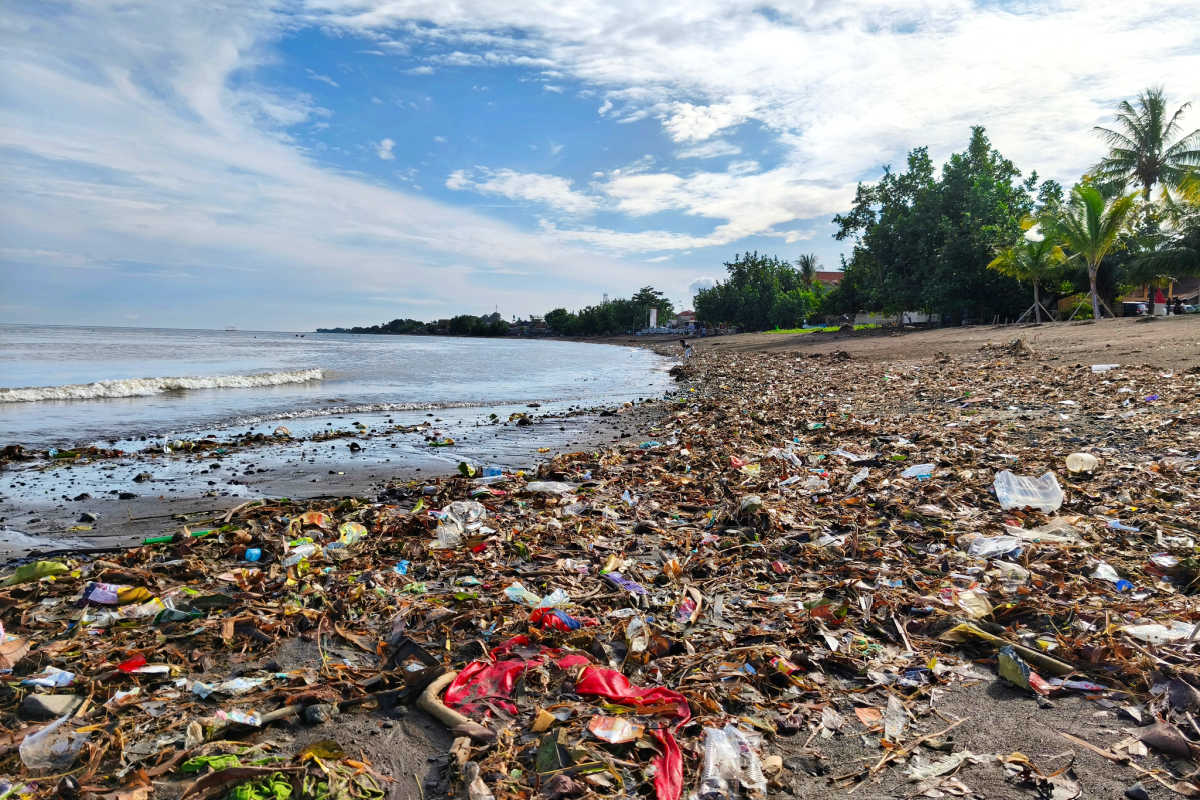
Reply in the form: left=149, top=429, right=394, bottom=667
left=540, top=287, right=674, bottom=336
left=833, top=127, right=1047, bottom=321
left=1051, top=184, right=1140, bottom=317
left=1092, top=87, right=1200, bottom=199
left=693, top=252, right=823, bottom=330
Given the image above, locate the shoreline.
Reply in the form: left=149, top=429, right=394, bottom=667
left=0, top=394, right=673, bottom=560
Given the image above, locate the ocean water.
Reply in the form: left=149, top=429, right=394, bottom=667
left=0, top=325, right=672, bottom=448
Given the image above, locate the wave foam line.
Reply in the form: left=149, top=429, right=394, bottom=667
left=0, top=368, right=324, bottom=403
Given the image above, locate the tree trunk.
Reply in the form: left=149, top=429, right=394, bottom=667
left=1089, top=266, right=1101, bottom=320
left=1033, top=283, right=1041, bottom=322
left=1146, top=284, right=1155, bottom=316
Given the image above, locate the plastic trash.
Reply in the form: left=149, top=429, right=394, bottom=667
left=431, top=500, right=487, bottom=549
left=19, top=715, right=90, bottom=773
left=2, top=560, right=69, bottom=586
left=900, top=463, right=934, bottom=480
left=244, top=548, right=262, bottom=562
left=1065, top=452, right=1099, bottom=474
left=1092, top=562, right=1133, bottom=591
left=992, top=470, right=1063, bottom=512
left=503, top=582, right=542, bottom=606
left=847, top=467, right=870, bottom=491
left=1122, top=621, right=1195, bottom=644
left=336, top=521, right=368, bottom=546
left=523, top=481, right=576, bottom=495
left=21, top=666, right=76, bottom=688
left=1090, top=363, right=1119, bottom=372
left=964, top=535, right=1023, bottom=559
left=588, top=715, right=644, bottom=743
left=282, top=542, right=320, bottom=567
left=699, top=724, right=766, bottom=799
left=997, top=646, right=1051, bottom=696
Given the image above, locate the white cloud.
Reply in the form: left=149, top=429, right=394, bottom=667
left=310, top=0, right=1200, bottom=251
left=447, top=168, right=597, bottom=215
left=432, top=135, right=447, bottom=143
left=677, top=139, right=741, bottom=159
left=662, top=97, right=754, bottom=142
left=405, top=65, right=435, bottom=75
left=688, top=276, right=717, bottom=297
left=543, top=84, right=563, bottom=93
left=376, top=137, right=395, bottom=159
left=305, top=68, right=340, bottom=88
left=0, top=2, right=688, bottom=327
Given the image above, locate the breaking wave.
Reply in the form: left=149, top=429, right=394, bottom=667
left=0, top=369, right=324, bottom=403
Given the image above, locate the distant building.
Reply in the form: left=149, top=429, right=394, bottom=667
left=1121, top=277, right=1200, bottom=313
left=814, top=271, right=843, bottom=289
left=670, top=310, right=696, bottom=329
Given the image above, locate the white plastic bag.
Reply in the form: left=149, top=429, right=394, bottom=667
left=20, top=715, right=90, bottom=773
left=993, top=470, right=1063, bottom=513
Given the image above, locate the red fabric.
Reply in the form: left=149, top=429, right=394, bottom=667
left=445, top=638, right=589, bottom=716
left=443, top=659, right=531, bottom=716
left=1155, top=289, right=1167, bottom=303
left=575, top=666, right=690, bottom=800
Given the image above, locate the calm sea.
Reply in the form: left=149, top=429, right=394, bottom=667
left=0, top=325, right=672, bottom=448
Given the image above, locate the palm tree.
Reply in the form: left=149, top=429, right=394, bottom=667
left=1053, top=185, right=1139, bottom=319
left=987, top=228, right=1065, bottom=322
left=796, top=253, right=819, bottom=287
left=1093, top=87, right=1200, bottom=200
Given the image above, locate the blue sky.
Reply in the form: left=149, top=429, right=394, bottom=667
left=1, top=1, right=1198, bottom=329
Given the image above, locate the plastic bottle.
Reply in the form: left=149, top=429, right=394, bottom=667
left=282, top=542, right=319, bottom=567
left=699, top=727, right=736, bottom=799
left=244, top=548, right=262, bottom=562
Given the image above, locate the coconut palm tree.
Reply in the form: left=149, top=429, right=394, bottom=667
left=1093, top=87, right=1200, bottom=200
left=987, top=228, right=1065, bottom=322
left=796, top=253, right=819, bottom=287
left=1052, top=185, right=1139, bottom=319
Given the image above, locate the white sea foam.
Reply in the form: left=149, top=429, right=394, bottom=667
left=0, top=368, right=324, bottom=403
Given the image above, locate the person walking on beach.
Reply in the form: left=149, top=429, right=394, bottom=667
left=680, top=338, right=694, bottom=360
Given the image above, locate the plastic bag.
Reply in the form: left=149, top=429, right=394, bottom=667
left=993, top=470, right=1063, bottom=513
left=900, top=463, right=934, bottom=480
left=19, top=715, right=90, bottom=773
left=523, top=481, right=576, bottom=496
left=965, top=535, right=1022, bottom=559
left=431, top=500, right=487, bottom=549
left=699, top=724, right=766, bottom=799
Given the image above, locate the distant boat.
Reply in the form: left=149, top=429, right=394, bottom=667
left=225, top=326, right=237, bottom=331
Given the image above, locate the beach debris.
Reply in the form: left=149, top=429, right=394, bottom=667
left=0, top=345, right=1197, bottom=799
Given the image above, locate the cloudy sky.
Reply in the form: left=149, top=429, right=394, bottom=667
left=1, top=1, right=1198, bottom=329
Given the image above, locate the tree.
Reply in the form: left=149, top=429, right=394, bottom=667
left=833, top=127, right=1044, bottom=322
left=1051, top=184, right=1139, bottom=319
left=630, top=286, right=674, bottom=327
left=796, top=253, right=819, bottom=287
left=693, top=252, right=821, bottom=330
left=544, top=308, right=573, bottom=334
left=1092, top=87, right=1200, bottom=200
left=987, top=225, right=1065, bottom=322
left=1121, top=170, right=1200, bottom=309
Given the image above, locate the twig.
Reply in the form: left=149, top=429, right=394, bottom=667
left=869, top=717, right=967, bottom=775
left=416, top=671, right=495, bottom=743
